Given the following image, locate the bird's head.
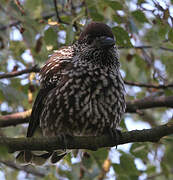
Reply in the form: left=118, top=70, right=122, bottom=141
left=74, top=22, right=119, bottom=68
left=78, top=22, right=115, bottom=49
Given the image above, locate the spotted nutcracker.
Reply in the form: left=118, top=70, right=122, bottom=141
left=16, top=22, right=126, bottom=164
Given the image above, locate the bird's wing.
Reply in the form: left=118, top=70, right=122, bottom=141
left=27, top=46, right=74, bottom=137
left=39, top=46, right=74, bottom=88
left=26, top=87, right=53, bottom=137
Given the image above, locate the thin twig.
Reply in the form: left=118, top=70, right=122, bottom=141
left=0, top=159, right=45, bottom=177
left=124, top=80, right=173, bottom=89
left=53, top=0, right=63, bottom=23
left=0, top=21, right=21, bottom=31
left=0, top=65, right=40, bottom=79
left=0, top=110, right=31, bottom=128
left=0, top=13, right=55, bottom=31
left=118, top=45, right=173, bottom=52
left=53, top=0, right=78, bottom=30
left=14, top=0, right=25, bottom=15
left=146, top=172, right=163, bottom=180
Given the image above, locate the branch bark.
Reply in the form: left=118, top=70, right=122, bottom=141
left=0, top=110, right=31, bottom=127
left=0, top=123, right=172, bottom=153
left=126, top=95, right=173, bottom=113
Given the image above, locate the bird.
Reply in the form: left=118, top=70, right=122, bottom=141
left=16, top=21, right=126, bottom=164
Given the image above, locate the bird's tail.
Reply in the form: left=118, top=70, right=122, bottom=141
left=16, top=150, right=68, bottom=165
left=50, top=151, right=68, bottom=163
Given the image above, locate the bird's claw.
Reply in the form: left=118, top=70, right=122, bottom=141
left=104, top=127, right=122, bottom=148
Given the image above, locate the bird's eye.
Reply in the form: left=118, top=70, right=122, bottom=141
left=87, top=36, right=93, bottom=44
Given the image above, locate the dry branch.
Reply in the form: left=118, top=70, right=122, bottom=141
left=0, top=123, right=172, bottom=153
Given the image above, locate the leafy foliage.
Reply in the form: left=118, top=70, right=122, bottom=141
left=0, top=0, right=173, bottom=180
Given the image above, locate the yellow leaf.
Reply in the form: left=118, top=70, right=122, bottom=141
left=48, top=19, right=59, bottom=26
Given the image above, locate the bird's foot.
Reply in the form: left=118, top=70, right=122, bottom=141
left=50, top=134, right=72, bottom=163
left=104, top=127, right=122, bottom=148
left=50, top=151, right=67, bottom=163
left=58, top=134, right=73, bottom=151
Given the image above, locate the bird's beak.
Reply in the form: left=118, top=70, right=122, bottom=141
left=99, top=37, right=115, bottom=48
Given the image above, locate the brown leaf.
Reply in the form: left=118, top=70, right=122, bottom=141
left=126, top=54, right=133, bottom=61
left=35, top=37, right=43, bottom=53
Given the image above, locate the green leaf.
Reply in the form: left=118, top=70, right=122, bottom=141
left=137, top=0, right=146, bottom=5
left=112, top=26, right=132, bottom=47
left=9, top=41, right=26, bottom=64
left=64, top=152, right=72, bottom=165
left=89, top=7, right=104, bottom=21
left=112, top=163, right=124, bottom=174
left=165, top=89, right=173, bottom=96
left=146, top=165, right=156, bottom=174
left=113, top=15, right=123, bottom=24
left=44, top=27, right=57, bottom=49
left=0, top=146, right=9, bottom=159
left=24, top=0, right=43, bottom=19
left=119, top=152, right=139, bottom=176
left=158, top=25, right=169, bottom=38
left=44, top=174, right=58, bottom=180
left=90, top=148, right=108, bottom=168
left=82, top=152, right=94, bottom=169
left=132, top=10, right=148, bottom=23
left=66, top=25, right=75, bottom=45
left=117, top=175, right=138, bottom=180
left=168, top=29, right=173, bottom=43
left=130, top=143, right=148, bottom=159
left=104, top=0, right=123, bottom=10
left=117, top=175, right=130, bottom=180
left=113, top=163, right=139, bottom=180
left=161, top=162, right=170, bottom=178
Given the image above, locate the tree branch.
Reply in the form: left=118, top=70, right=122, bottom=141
left=0, top=110, right=31, bottom=128
left=1, top=66, right=173, bottom=89
left=53, top=0, right=68, bottom=25
left=124, top=80, right=173, bottom=89
left=0, top=159, right=45, bottom=177
left=0, top=65, right=40, bottom=79
left=0, top=123, right=172, bottom=153
left=0, top=96, right=172, bottom=128
left=126, top=95, right=173, bottom=113
left=0, top=12, right=56, bottom=31
left=119, top=45, right=173, bottom=52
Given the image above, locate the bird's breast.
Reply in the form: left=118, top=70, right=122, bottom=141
left=59, top=65, right=125, bottom=135
left=40, top=64, right=125, bottom=136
